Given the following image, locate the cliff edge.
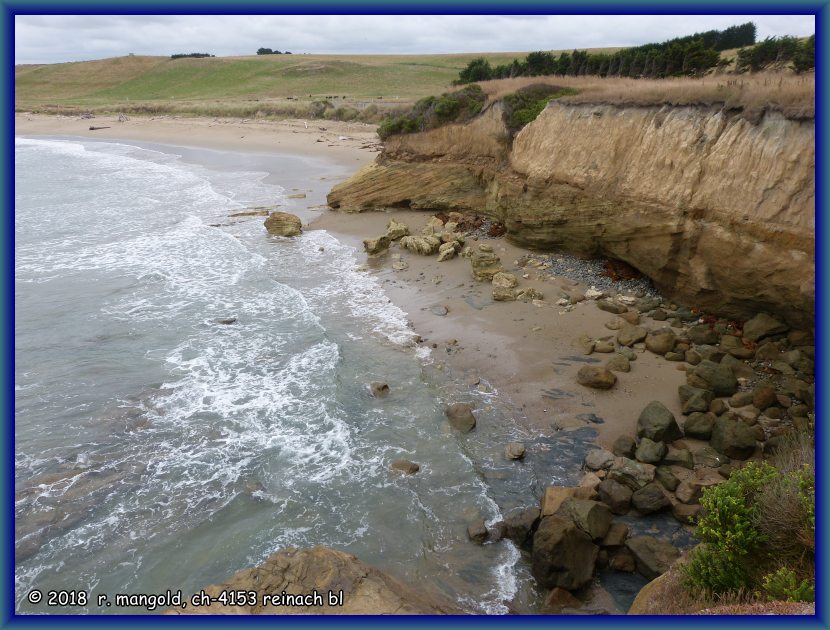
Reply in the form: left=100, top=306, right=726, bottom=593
left=328, top=101, right=814, bottom=329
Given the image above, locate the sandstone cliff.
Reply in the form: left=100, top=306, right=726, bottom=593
left=328, top=102, right=814, bottom=328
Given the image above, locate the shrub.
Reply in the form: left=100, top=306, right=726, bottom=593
left=376, top=85, right=486, bottom=139
left=502, top=84, right=578, bottom=134
left=760, top=567, right=815, bottom=602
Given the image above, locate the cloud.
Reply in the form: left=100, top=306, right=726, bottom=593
left=15, top=14, right=816, bottom=64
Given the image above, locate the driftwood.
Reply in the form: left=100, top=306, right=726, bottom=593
left=88, top=126, right=111, bottom=131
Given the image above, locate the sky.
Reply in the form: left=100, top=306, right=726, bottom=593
left=15, top=14, right=816, bottom=64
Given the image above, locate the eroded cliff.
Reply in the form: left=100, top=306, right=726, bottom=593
left=328, top=101, right=814, bottom=328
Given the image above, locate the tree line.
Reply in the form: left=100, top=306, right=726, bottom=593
left=456, top=22, right=813, bottom=83
left=256, top=48, right=293, bottom=55
left=170, top=53, right=215, bottom=59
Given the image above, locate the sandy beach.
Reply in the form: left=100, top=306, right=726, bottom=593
left=16, top=112, right=687, bottom=451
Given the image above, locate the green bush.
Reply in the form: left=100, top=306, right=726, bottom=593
left=376, top=85, right=486, bottom=139
left=502, top=84, right=578, bottom=134
left=760, top=567, right=815, bottom=602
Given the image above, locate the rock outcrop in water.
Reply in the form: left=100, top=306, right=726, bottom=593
left=327, top=102, right=814, bottom=329
left=264, top=211, right=303, bottom=237
left=167, top=546, right=462, bottom=615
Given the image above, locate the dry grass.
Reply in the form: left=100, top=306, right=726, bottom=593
left=473, top=72, right=815, bottom=120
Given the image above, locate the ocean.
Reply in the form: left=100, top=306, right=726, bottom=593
left=14, top=136, right=603, bottom=614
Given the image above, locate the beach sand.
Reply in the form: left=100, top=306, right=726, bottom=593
left=16, top=112, right=686, bottom=450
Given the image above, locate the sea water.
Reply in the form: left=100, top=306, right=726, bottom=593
left=15, top=137, right=605, bottom=614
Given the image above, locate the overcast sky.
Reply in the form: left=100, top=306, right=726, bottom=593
left=15, top=14, right=816, bottom=64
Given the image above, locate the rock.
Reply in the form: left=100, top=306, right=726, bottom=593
left=634, top=438, right=666, bottom=465
left=672, top=502, right=701, bottom=524
left=609, top=548, right=637, bottom=572
left=505, top=442, right=526, bottom=460
left=655, top=466, right=679, bottom=491
left=430, top=305, right=448, bottom=316
left=612, top=435, right=636, bottom=458
left=616, top=325, right=648, bottom=347
left=608, top=457, right=655, bottom=491
left=605, top=316, right=627, bottom=331
left=721, top=354, right=754, bottom=379
left=752, top=383, right=777, bottom=411
left=436, top=242, right=458, bottom=262
left=467, top=518, right=488, bottom=544
left=576, top=366, right=617, bottom=390
left=619, top=311, right=641, bottom=325
left=688, top=324, right=720, bottom=345
left=728, top=391, right=754, bottom=408
left=517, top=288, right=544, bottom=302
left=556, top=498, right=613, bottom=540
left=681, top=412, right=713, bottom=440
left=531, top=516, right=598, bottom=590
left=685, top=349, right=702, bottom=365
left=692, top=445, right=729, bottom=468
left=264, top=211, right=303, bottom=236
left=369, top=382, right=390, bottom=398
left=631, top=482, right=670, bottom=514
left=579, top=472, right=603, bottom=492
left=743, top=313, right=788, bottom=342
left=625, top=536, right=680, bottom=580
left=542, top=486, right=577, bottom=516
left=601, top=523, right=629, bottom=548
left=445, top=403, right=476, bottom=432
left=470, top=246, right=504, bottom=281
left=597, top=300, right=628, bottom=315
left=576, top=335, right=595, bottom=355
left=167, top=546, right=463, bottom=615
left=606, top=355, right=631, bottom=373
left=584, top=449, right=615, bottom=471
left=541, top=587, right=583, bottom=614
left=663, top=446, right=693, bottom=469
left=597, top=479, right=633, bottom=515
left=678, top=385, right=714, bottom=414
left=687, top=360, right=738, bottom=396
left=593, top=340, right=615, bottom=353
left=675, top=473, right=722, bottom=505
left=400, top=235, right=441, bottom=255
left=665, top=351, right=686, bottom=361
left=618, top=346, right=637, bottom=361
left=710, top=398, right=728, bottom=416
left=391, top=459, right=420, bottom=475
left=503, top=507, right=540, bottom=549
left=644, top=328, right=676, bottom=355
left=216, top=317, right=237, bottom=325
left=492, top=272, right=518, bottom=288
left=392, top=260, right=409, bottom=271
left=287, top=192, right=306, bottom=199
left=492, top=286, right=517, bottom=301
left=385, top=219, right=409, bottom=240
left=363, top=235, right=391, bottom=255
left=710, top=415, right=757, bottom=460
left=636, top=401, right=682, bottom=442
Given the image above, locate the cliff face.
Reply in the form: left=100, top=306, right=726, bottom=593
left=328, top=102, right=814, bottom=328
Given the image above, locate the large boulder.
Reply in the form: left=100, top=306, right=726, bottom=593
left=634, top=438, right=666, bottom=465
left=625, top=536, right=680, bottom=580
left=400, top=235, right=441, bottom=255
left=607, top=457, right=655, bottom=491
left=166, top=546, right=463, bottom=614
left=710, top=415, right=757, bottom=460
left=503, top=506, right=540, bottom=549
left=678, top=385, right=714, bottom=414
left=617, top=325, right=648, bottom=346
left=444, top=403, right=476, bottom=432
left=576, top=366, right=617, bottom=389
left=631, top=482, right=670, bottom=514
left=541, top=486, right=577, bottom=516
left=742, top=313, right=788, bottom=342
left=556, top=498, right=613, bottom=540
left=470, top=245, right=504, bottom=281
left=687, top=361, right=738, bottom=397
left=597, top=478, right=632, bottom=515
left=385, top=219, right=410, bottom=240
left=584, top=449, right=615, bottom=471
left=531, top=516, right=599, bottom=590
left=264, top=211, right=302, bottom=236
left=644, top=328, right=676, bottom=355
left=363, top=235, right=391, bottom=255
left=688, top=324, right=719, bottom=345
left=683, top=412, right=715, bottom=440
left=636, top=401, right=682, bottom=442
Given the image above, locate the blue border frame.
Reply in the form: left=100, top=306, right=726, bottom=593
left=5, top=2, right=827, bottom=628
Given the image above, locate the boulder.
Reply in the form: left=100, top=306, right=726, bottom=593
left=683, top=412, right=714, bottom=440
left=692, top=445, right=729, bottom=468
left=631, top=482, right=670, bottom=514
left=678, top=385, right=714, bottom=414
left=167, top=546, right=463, bottom=615
left=503, top=507, right=540, bottom=549
left=612, top=435, right=636, bottom=458
left=625, top=536, right=680, bottom=580
left=467, top=518, right=488, bottom=544
left=687, top=360, right=738, bottom=396
left=584, top=449, right=615, bottom=471
left=616, top=325, right=648, bottom=347
left=655, top=466, right=679, bottom=491
left=542, top=486, right=577, bottom=516
left=576, top=366, right=617, bottom=390
left=470, top=246, right=504, bottom=281
left=363, top=235, right=391, bottom=255
left=391, top=459, right=419, bottom=475
left=636, top=401, right=682, bottom=442
left=578, top=472, right=603, bottom=492
left=728, top=391, right=754, bottom=408
left=594, top=340, right=615, bottom=353
left=634, top=438, right=666, bottom=465
left=644, top=329, right=676, bottom=355
left=752, top=383, right=777, bottom=411
left=597, top=300, right=628, bottom=315
left=531, top=516, right=599, bottom=590
left=597, top=479, right=632, bottom=515
left=662, top=446, right=693, bottom=469
left=385, top=219, right=409, bottom=240
left=436, top=242, right=458, bottom=262
left=609, top=548, right=637, bottom=572
left=688, top=324, right=719, bottom=345
left=264, top=211, right=303, bottom=236
left=672, top=502, right=701, bottom=524
left=400, top=235, right=441, bottom=256
left=710, top=415, right=757, bottom=460
left=556, top=498, right=613, bottom=540
left=541, top=587, right=582, bottom=614
left=444, top=403, right=476, bottom=433
left=742, top=313, right=788, bottom=342
left=605, top=354, right=631, bottom=373
left=505, top=442, right=526, bottom=460
left=608, top=457, right=655, bottom=491
left=493, top=286, right=517, bottom=302
left=492, top=272, right=518, bottom=288
left=517, top=288, right=544, bottom=302
left=370, top=382, right=390, bottom=398
left=601, top=523, right=629, bottom=548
